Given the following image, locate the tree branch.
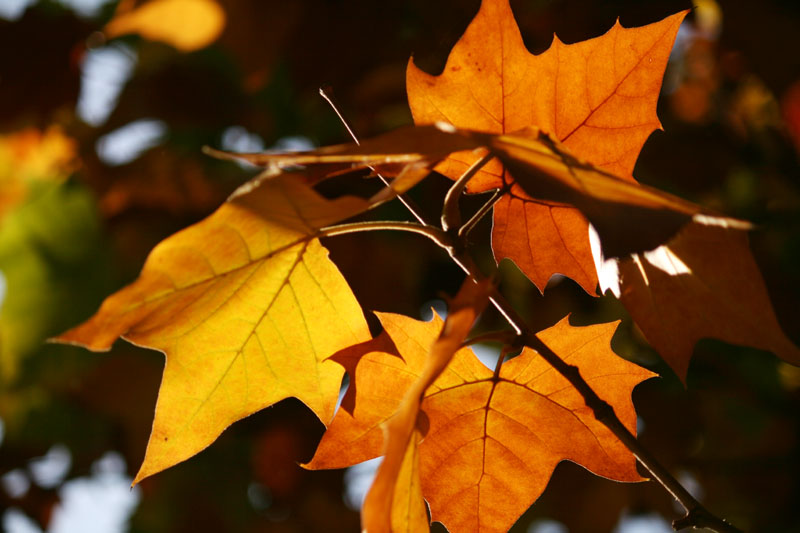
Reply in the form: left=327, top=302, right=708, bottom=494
left=318, top=130, right=741, bottom=533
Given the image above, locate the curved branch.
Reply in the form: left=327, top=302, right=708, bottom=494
left=320, top=220, right=449, bottom=248
left=441, top=152, right=494, bottom=231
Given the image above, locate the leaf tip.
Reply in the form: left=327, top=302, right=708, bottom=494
left=131, top=470, right=146, bottom=488
left=46, top=327, right=113, bottom=353
left=692, top=213, right=753, bottom=230
left=201, top=144, right=237, bottom=162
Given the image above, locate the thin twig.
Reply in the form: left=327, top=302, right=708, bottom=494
left=319, top=85, right=430, bottom=226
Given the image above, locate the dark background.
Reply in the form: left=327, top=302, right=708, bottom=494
left=1, top=0, right=799, bottom=531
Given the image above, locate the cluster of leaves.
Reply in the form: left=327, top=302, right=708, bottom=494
left=54, top=0, right=800, bottom=531
left=5, top=0, right=794, bottom=531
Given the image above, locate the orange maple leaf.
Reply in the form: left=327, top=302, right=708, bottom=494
left=211, top=122, right=748, bottom=260
left=361, top=278, right=490, bottom=533
left=55, top=174, right=372, bottom=483
left=308, top=313, right=654, bottom=532
left=407, top=0, right=799, bottom=380
left=407, top=0, right=685, bottom=293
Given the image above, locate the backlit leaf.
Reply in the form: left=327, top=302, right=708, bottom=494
left=55, top=174, right=371, bottom=483
left=407, top=0, right=686, bottom=292
left=361, top=278, right=490, bottom=533
left=478, top=127, right=750, bottom=259
left=309, top=314, right=653, bottom=532
left=202, top=124, right=479, bottom=171
left=596, top=223, right=800, bottom=381
left=406, top=0, right=799, bottom=377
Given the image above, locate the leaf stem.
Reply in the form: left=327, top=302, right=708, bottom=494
left=492, top=345, right=516, bottom=380
left=319, top=85, right=430, bottom=226
left=321, top=207, right=741, bottom=532
left=320, top=220, right=449, bottom=248
left=458, top=185, right=507, bottom=240
left=441, top=153, right=494, bottom=232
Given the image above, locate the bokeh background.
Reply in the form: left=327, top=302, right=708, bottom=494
left=1, top=0, right=799, bottom=531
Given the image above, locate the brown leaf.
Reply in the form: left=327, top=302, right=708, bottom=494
left=202, top=124, right=479, bottom=170
left=596, top=222, right=800, bottom=381
left=479, top=128, right=749, bottom=259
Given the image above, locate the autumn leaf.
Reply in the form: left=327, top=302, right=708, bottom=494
left=405, top=0, right=800, bottom=379
left=595, top=223, right=800, bottom=381
left=382, top=429, right=428, bottom=533
left=202, top=124, right=480, bottom=171
left=309, top=313, right=653, bottom=532
left=362, top=278, right=490, bottom=533
left=217, top=120, right=747, bottom=260
left=55, top=173, right=373, bottom=483
left=106, top=0, right=226, bottom=52
left=407, top=0, right=685, bottom=293
left=483, top=129, right=800, bottom=397
left=460, top=127, right=748, bottom=259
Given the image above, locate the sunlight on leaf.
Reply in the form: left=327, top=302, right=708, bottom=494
left=595, top=223, right=800, bottom=380
left=361, top=278, right=490, bottom=533
left=309, top=314, right=653, bottom=532
left=55, top=174, right=372, bottom=483
left=407, top=0, right=686, bottom=293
